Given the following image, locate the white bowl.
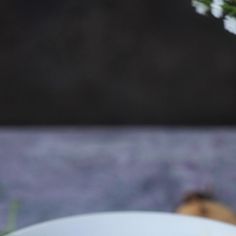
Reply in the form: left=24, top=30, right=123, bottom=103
left=8, top=212, right=236, bottom=236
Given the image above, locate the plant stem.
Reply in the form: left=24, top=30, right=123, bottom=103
left=0, top=201, right=19, bottom=236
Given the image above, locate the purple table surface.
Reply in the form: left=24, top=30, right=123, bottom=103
left=0, top=127, right=236, bottom=230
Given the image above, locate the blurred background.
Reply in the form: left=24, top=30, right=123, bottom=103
left=1, top=0, right=236, bottom=125
left=1, top=0, right=236, bottom=232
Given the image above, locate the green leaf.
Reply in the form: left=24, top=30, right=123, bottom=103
left=198, top=0, right=212, bottom=7
left=223, top=2, right=236, bottom=16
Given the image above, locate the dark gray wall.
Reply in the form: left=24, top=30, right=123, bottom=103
left=1, top=0, right=236, bottom=125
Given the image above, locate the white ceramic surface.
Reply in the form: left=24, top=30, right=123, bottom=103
left=8, top=212, right=236, bottom=236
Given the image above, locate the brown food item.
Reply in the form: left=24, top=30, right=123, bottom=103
left=176, top=192, right=236, bottom=225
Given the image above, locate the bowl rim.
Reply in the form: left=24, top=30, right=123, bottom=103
left=8, top=211, right=236, bottom=236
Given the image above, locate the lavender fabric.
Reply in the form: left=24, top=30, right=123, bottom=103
left=0, top=128, right=236, bottom=230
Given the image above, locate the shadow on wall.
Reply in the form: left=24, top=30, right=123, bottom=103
left=1, top=0, right=236, bottom=125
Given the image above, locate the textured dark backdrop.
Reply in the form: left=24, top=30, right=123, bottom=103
left=1, top=0, right=236, bottom=125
